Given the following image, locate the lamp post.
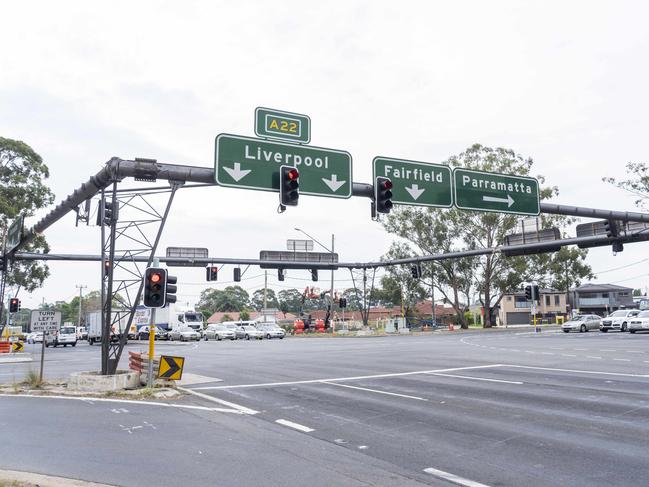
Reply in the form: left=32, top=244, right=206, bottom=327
left=294, top=228, right=335, bottom=325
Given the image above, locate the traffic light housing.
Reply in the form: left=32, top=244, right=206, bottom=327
left=532, top=284, right=540, bottom=302
left=311, top=269, right=318, bottom=281
left=96, top=201, right=119, bottom=226
left=234, top=267, right=241, bottom=282
left=411, top=265, right=421, bottom=279
left=278, top=269, right=285, bottom=281
left=206, top=266, right=218, bottom=281
left=375, top=177, right=393, bottom=214
left=339, top=297, right=347, bottom=308
left=279, top=165, right=299, bottom=207
left=143, top=267, right=167, bottom=308
left=9, top=298, right=19, bottom=313
left=604, top=220, right=618, bottom=238
left=166, top=273, right=178, bottom=304
left=524, top=285, right=532, bottom=301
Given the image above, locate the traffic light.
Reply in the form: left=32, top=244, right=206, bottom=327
left=339, top=297, right=347, bottom=308
left=311, top=269, right=318, bottom=281
left=279, top=165, right=299, bottom=207
left=96, top=201, right=119, bottom=226
left=233, top=267, right=241, bottom=282
left=374, top=177, right=393, bottom=214
left=206, top=266, right=218, bottom=281
left=278, top=269, right=285, bottom=281
left=9, top=298, right=19, bottom=313
left=524, top=285, right=532, bottom=301
left=166, top=273, right=178, bottom=304
left=143, top=267, right=167, bottom=308
left=532, top=285, right=540, bottom=302
left=604, top=220, right=618, bottom=238
left=410, top=265, right=421, bottom=279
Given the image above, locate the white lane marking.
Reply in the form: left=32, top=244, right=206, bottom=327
left=193, top=364, right=506, bottom=390
left=628, top=351, right=643, bottom=354
left=322, top=381, right=428, bottom=401
left=428, top=373, right=523, bottom=385
left=574, top=348, right=587, bottom=351
left=600, top=349, right=616, bottom=352
left=644, top=361, right=649, bottom=364
left=541, top=352, right=554, bottom=355
left=613, top=359, right=631, bottom=362
left=0, top=393, right=242, bottom=413
left=562, top=354, right=577, bottom=357
left=177, top=387, right=258, bottom=415
left=524, top=351, right=535, bottom=354
left=275, top=419, right=314, bottom=433
left=504, top=365, right=649, bottom=378
left=424, top=467, right=491, bottom=487
left=586, top=356, right=603, bottom=359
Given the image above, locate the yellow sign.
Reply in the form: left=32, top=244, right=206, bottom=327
left=12, top=341, right=24, bottom=352
left=158, top=355, right=184, bottom=380
left=1, top=327, right=9, bottom=339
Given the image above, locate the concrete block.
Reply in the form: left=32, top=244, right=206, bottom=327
left=68, top=370, right=140, bottom=392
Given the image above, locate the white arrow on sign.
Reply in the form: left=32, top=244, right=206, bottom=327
left=483, top=194, right=514, bottom=207
left=322, top=174, right=346, bottom=192
left=223, top=162, right=251, bottom=182
left=405, top=184, right=425, bottom=201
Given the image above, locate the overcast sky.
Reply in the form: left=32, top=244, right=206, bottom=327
left=1, top=1, right=649, bottom=308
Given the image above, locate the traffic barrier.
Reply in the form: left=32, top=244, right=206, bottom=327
left=128, top=351, right=159, bottom=373
left=0, top=341, right=10, bottom=353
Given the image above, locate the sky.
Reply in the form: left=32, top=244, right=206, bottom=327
left=1, top=0, right=649, bottom=309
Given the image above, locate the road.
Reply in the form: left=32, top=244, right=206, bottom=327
left=1, top=329, right=648, bottom=486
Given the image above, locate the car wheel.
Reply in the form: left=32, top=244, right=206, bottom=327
left=580, top=324, right=586, bottom=333
left=204, top=335, right=208, bottom=341
left=601, top=328, right=608, bottom=333
left=217, top=335, right=222, bottom=341
left=72, top=342, right=77, bottom=347
left=279, top=336, right=284, bottom=339
left=621, top=323, right=627, bottom=332
left=563, top=329, right=570, bottom=333
left=630, top=330, right=636, bottom=334
left=267, top=334, right=271, bottom=339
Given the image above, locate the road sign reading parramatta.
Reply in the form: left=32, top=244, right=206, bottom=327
left=215, top=134, right=352, bottom=199
left=372, top=157, right=453, bottom=208
left=453, top=168, right=540, bottom=216
left=255, top=107, right=311, bottom=144
left=30, top=310, right=62, bottom=333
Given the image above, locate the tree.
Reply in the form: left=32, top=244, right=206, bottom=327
left=0, top=138, right=55, bottom=321
left=197, top=286, right=250, bottom=316
left=383, top=144, right=569, bottom=328
left=603, top=162, right=649, bottom=209
left=278, top=289, right=304, bottom=314
left=251, top=288, right=279, bottom=311
left=239, top=310, right=251, bottom=320
left=379, top=245, right=428, bottom=316
left=220, top=314, right=233, bottom=322
left=633, top=289, right=643, bottom=297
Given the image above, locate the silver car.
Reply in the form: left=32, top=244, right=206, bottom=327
left=562, top=314, right=601, bottom=333
left=628, top=310, right=649, bottom=333
left=600, top=309, right=639, bottom=332
left=204, top=324, right=236, bottom=341
left=258, top=324, right=286, bottom=339
left=240, top=325, right=264, bottom=340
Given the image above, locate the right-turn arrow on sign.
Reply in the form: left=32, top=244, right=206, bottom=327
left=453, top=168, right=540, bottom=216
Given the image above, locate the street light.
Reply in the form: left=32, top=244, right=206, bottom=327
left=294, top=227, right=335, bottom=324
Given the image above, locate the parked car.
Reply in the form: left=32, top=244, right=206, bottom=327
left=204, top=324, right=236, bottom=341
left=137, top=326, right=170, bottom=341
left=258, top=323, right=286, bottom=339
left=169, top=326, right=201, bottom=341
left=600, top=309, right=639, bottom=332
left=222, top=323, right=242, bottom=339
left=562, top=314, right=601, bottom=333
left=45, top=326, right=78, bottom=347
left=628, top=310, right=649, bottom=334
left=26, top=332, right=44, bottom=344
left=239, top=325, right=264, bottom=340
left=76, top=326, right=88, bottom=340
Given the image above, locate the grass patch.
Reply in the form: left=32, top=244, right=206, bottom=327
left=0, top=480, right=35, bottom=487
left=23, top=369, right=43, bottom=388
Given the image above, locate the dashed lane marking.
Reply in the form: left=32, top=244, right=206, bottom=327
left=586, top=356, right=603, bottom=359
left=613, top=358, right=631, bottom=362
left=427, top=373, right=523, bottom=385
left=177, top=386, right=258, bottom=415
left=275, top=419, right=314, bottom=433
left=322, top=381, right=428, bottom=401
left=504, top=364, right=649, bottom=378
left=424, top=467, right=491, bottom=487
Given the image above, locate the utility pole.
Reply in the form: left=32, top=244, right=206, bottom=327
left=76, top=284, right=87, bottom=328
left=263, top=270, right=268, bottom=321
left=430, top=262, right=436, bottom=325
left=330, top=234, right=335, bottom=327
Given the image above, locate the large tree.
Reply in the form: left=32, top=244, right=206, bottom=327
left=197, top=286, right=250, bottom=316
left=0, top=138, right=55, bottom=311
left=278, top=288, right=304, bottom=314
left=251, top=288, right=279, bottom=311
left=603, top=162, right=649, bottom=209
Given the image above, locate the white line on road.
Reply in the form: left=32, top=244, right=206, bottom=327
left=628, top=351, right=644, bottom=354
left=562, top=354, right=577, bottom=357
left=275, top=419, right=314, bottom=433
left=600, top=349, right=617, bottom=352
left=427, top=373, right=523, bottom=385
left=177, top=387, right=259, bottom=415
left=424, top=467, right=491, bottom=487
left=192, top=364, right=506, bottom=390
left=322, top=381, right=428, bottom=401
left=541, top=352, right=554, bottom=355
left=613, top=358, right=631, bottom=362
left=504, top=365, right=649, bottom=378
left=586, top=356, right=603, bottom=359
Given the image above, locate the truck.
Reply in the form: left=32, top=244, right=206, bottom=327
left=131, top=304, right=205, bottom=336
left=86, top=310, right=131, bottom=345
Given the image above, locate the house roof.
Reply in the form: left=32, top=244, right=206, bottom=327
left=207, top=310, right=297, bottom=323
left=571, top=283, right=633, bottom=293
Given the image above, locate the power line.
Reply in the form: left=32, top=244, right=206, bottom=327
left=591, top=258, right=649, bottom=275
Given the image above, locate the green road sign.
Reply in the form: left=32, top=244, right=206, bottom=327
left=255, top=107, right=311, bottom=144
left=215, top=134, right=352, bottom=198
left=6, top=214, right=24, bottom=253
left=372, top=157, right=453, bottom=208
left=453, top=168, right=540, bottom=216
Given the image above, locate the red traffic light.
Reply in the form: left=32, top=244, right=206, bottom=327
left=381, top=179, right=393, bottom=190
left=287, top=168, right=299, bottom=180
left=150, top=272, right=162, bottom=283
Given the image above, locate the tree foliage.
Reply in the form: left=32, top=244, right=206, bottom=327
left=197, top=286, right=250, bottom=316
left=603, top=162, right=649, bottom=209
left=251, top=288, right=279, bottom=311
left=278, top=288, right=304, bottom=314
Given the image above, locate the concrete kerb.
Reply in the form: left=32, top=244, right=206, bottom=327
left=0, top=469, right=117, bottom=487
left=67, top=370, right=140, bottom=392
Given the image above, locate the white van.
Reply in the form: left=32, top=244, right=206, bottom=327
left=45, top=325, right=78, bottom=347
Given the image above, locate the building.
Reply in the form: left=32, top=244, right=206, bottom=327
left=499, top=288, right=567, bottom=326
left=569, top=283, right=634, bottom=316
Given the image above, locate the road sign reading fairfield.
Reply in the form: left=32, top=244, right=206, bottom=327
left=453, top=168, right=540, bottom=216
left=215, top=134, right=352, bottom=199
left=372, top=157, right=453, bottom=208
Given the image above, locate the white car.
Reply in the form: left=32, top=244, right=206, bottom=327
left=600, top=309, right=639, bottom=332
left=45, top=326, right=78, bottom=347
left=239, top=325, right=264, bottom=340
left=169, top=327, right=201, bottom=341
left=258, top=324, right=286, bottom=339
left=561, top=314, right=601, bottom=333
left=204, top=324, right=236, bottom=341
left=628, top=310, right=649, bottom=334
left=27, top=332, right=44, bottom=344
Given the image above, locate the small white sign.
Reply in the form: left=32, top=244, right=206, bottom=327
left=133, top=308, right=151, bottom=326
left=30, top=310, right=62, bottom=332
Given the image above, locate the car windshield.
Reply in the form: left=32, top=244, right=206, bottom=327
left=242, top=326, right=256, bottom=331
left=608, top=310, right=628, bottom=317
left=61, top=327, right=76, bottom=334
left=571, top=315, right=587, bottom=321
left=637, top=311, right=649, bottom=318
left=184, top=313, right=203, bottom=322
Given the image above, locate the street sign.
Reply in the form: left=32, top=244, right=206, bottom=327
left=453, top=168, right=540, bottom=216
left=165, top=247, right=209, bottom=267
left=255, top=107, right=311, bottom=144
left=372, top=157, right=453, bottom=208
left=287, top=239, right=314, bottom=252
left=215, top=134, right=352, bottom=199
left=6, top=214, right=24, bottom=253
left=12, top=341, right=24, bottom=352
left=259, top=250, right=338, bottom=269
left=158, top=355, right=184, bottom=380
left=30, top=310, right=61, bottom=333
left=133, top=307, right=151, bottom=326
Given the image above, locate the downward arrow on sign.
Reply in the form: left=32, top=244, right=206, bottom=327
left=322, top=174, right=346, bottom=192
left=405, top=184, right=425, bottom=201
left=223, top=162, right=251, bottom=182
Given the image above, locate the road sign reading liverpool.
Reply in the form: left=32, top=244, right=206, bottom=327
left=453, top=168, right=540, bottom=216
left=215, top=134, right=352, bottom=199
left=373, top=157, right=453, bottom=208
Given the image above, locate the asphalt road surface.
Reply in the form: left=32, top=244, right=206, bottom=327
left=1, top=328, right=648, bottom=487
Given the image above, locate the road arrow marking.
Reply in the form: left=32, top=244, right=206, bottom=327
left=223, top=162, right=251, bottom=182
left=405, top=184, right=426, bottom=201
left=322, top=174, right=346, bottom=192
left=482, top=194, right=514, bottom=207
